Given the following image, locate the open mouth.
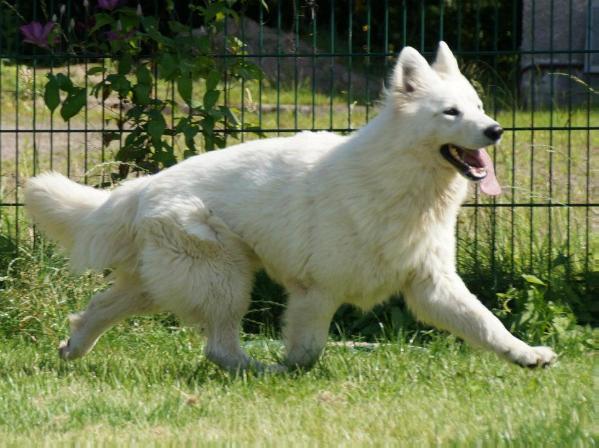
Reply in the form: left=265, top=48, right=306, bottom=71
left=440, top=144, right=488, bottom=181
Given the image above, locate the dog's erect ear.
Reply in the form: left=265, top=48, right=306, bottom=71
left=432, top=41, right=460, bottom=77
left=391, top=46, right=437, bottom=94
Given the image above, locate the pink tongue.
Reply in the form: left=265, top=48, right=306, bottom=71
left=477, top=149, right=501, bottom=196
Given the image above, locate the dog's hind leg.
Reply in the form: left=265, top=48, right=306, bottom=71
left=138, top=207, right=261, bottom=373
left=403, top=270, right=557, bottom=368
left=283, top=289, right=339, bottom=369
left=202, top=304, right=254, bottom=372
left=59, top=271, right=158, bottom=360
left=143, top=245, right=256, bottom=373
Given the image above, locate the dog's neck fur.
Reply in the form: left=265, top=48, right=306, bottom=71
left=326, top=103, right=469, bottom=226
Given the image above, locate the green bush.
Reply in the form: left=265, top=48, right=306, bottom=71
left=20, top=1, right=264, bottom=182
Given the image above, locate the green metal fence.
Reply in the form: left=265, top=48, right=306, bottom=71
left=0, top=1, right=596, bottom=303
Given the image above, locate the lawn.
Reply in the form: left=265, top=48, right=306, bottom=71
left=0, top=328, right=595, bottom=446
left=0, top=201, right=596, bottom=446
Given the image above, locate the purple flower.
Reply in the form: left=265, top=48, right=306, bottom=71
left=20, top=21, right=56, bottom=48
left=105, top=29, right=135, bottom=41
left=105, top=30, right=120, bottom=40
left=98, top=0, right=123, bottom=10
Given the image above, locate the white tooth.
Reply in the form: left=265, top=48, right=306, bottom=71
left=450, top=146, right=460, bottom=160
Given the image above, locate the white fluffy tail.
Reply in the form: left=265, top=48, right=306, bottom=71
left=25, top=172, right=142, bottom=272
left=25, top=173, right=109, bottom=250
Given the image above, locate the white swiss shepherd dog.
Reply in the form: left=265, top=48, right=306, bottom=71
left=25, top=42, right=556, bottom=372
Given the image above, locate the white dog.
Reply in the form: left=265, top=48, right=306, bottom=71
left=25, top=42, right=556, bottom=371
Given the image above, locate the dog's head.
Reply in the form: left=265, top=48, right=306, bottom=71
left=387, top=42, right=501, bottom=195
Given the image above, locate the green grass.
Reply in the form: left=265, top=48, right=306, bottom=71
left=0, top=330, right=595, bottom=446
left=0, top=242, right=596, bottom=445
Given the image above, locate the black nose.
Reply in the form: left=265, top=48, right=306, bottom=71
left=484, top=125, right=504, bottom=142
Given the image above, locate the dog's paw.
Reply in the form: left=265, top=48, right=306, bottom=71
left=508, top=345, right=557, bottom=368
left=58, top=339, right=82, bottom=361
left=528, top=346, right=558, bottom=367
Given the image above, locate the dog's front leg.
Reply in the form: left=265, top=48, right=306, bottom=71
left=283, top=289, right=339, bottom=369
left=403, top=270, right=556, bottom=367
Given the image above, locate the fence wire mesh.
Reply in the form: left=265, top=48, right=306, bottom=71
left=0, top=0, right=596, bottom=298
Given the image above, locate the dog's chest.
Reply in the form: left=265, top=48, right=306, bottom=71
left=322, top=202, right=458, bottom=308
left=345, top=239, right=429, bottom=307
left=296, top=229, right=422, bottom=308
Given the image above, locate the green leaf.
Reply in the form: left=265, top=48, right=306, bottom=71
left=175, top=117, right=189, bottom=133
left=133, top=84, right=151, bottom=105
left=214, top=135, right=226, bottom=148
left=195, top=56, right=214, bottom=74
left=200, top=116, right=215, bottom=134
left=551, top=254, right=569, bottom=267
left=102, top=84, right=112, bottom=101
left=44, top=76, right=60, bottom=113
left=196, top=35, right=211, bottom=54
left=205, top=70, right=220, bottom=91
left=91, top=82, right=103, bottom=98
left=153, top=141, right=175, bottom=166
left=175, top=118, right=194, bottom=155
left=140, top=15, right=159, bottom=32
left=222, top=106, right=240, bottom=126
left=168, top=20, right=190, bottom=34
left=86, top=66, right=106, bottom=76
left=106, top=74, right=131, bottom=98
left=203, top=90, right=220, bottom=110
left=123, top=131, right=139, bottom=149
left=142, top=17, right=174, bottom=46
left=147, top=110, right=166, bottom=146
left=55, top=73, right=73, bottom=92
left=120, top=10, right=140, bottom=31
left=125, top=104, right=144, bottom=121
left=158, top=53, right=178, bottom=80
left=183, top=124, right=199, bottom=155
left=177, top=73, right=192, bottom=105
left=118, top=53, right=132, bottom=75
left=234, top=62, right=263, bottom=81
left=136, top=65, right=152, bottom=86
left=102, top=131, right=120, bottom=147
left=90, top=13, right=114, bottom=33
left=204, top=134, right=214, bottom=151
left=522, top=274, right=546, bottom=287
left=60, top=88, right=87, bottom=121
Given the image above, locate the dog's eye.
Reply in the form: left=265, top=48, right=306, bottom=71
left=443, top=107, right=460, bottom=116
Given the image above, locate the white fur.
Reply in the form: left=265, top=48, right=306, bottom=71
left=25, top=42, right=556, bottom=371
